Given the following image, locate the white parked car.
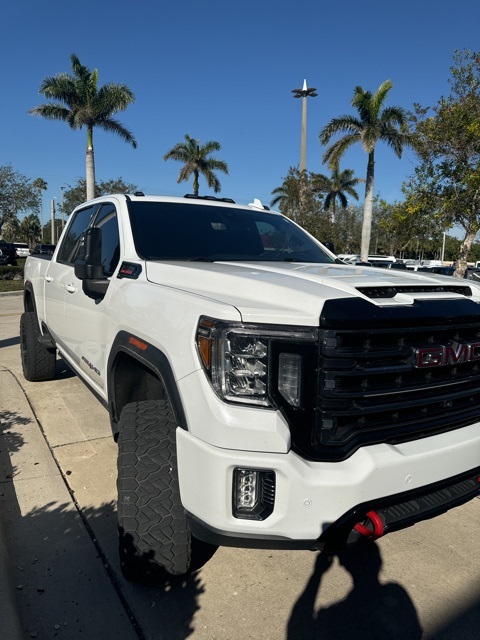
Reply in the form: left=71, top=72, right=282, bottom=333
left=13, top=242, right=30, bottom=257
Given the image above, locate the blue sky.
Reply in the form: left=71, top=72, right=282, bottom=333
left=2, top=0, right=480, bottom=220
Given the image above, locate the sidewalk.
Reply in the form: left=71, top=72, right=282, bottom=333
left=0, top=505, right=22, bottom=640
left=0, top=292, right=23, bottom=639
left=0, top=295, right=138, bottom=639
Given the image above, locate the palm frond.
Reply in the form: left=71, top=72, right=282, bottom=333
left=351, top=86, right=374, bottom=123
left=371, top=80, right=394, bottom=116
left=97, top=84, right=136, bottom=115
left=96, top=118, right=137, bottom=148
left=29, top=103, right=74, bottom=125
left=319, top=115, right=362, bottom=145
left=322, top=133, right=360, bottom=167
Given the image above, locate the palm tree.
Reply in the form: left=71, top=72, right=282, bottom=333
left=30, top=54, right=136, bottom=201
left=164, top=135, right=228, bottom=196
left=313, top=166, right=362, bottom=223
left=32, top=178, right=47, bottom=241
left=271, top=171, right=303, bottom=215
left=19, top=214, right=42, bottom=250
left=319, top=80, right=410, bottom=261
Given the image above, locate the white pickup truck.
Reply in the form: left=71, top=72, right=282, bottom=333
left=21, top=193, right=480, bottom=581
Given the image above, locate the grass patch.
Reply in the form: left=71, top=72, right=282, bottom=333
left=0, top=279, right=24, bottom=293
left=0, top=262, right=24, bottom=293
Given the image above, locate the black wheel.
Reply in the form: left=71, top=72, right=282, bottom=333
left=19, top=312, right=56, bottom=382
left=117, top=400, right=192, bottom=581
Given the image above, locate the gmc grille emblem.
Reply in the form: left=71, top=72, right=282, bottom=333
left=414, top=341, right=480, bottom=368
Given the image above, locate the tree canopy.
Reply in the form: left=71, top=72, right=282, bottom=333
left=163, top=135, right=228, bottom=196
left=0, top=165, right=40, bottom=234
left=408, top=50, right=480, bottom=275
left=30, top=54, right=137, bottom=200
left=60, top=177, right=139, bottom=214
left=319, top=80, right=410, bottom=261
left=313, top=166, right=362, bottom=222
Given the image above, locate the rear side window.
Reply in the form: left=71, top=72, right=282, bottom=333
left=57, top=205, right=98, bottom=264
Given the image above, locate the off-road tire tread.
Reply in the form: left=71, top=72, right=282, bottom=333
left=20, top=312, right=56, bottom=381
left=117, top=400, right=191, bottom=581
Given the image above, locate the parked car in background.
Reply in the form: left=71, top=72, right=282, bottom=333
left=417, top=266, right=456, bottom=277
left=0, top=249, right=10, bottom=265
left=465, top=267, right=480, bottom=281
left=0, top=241, right=18, bottom=265
left=13, top=242, right=30, bottom=258
left=369, top=259, right=407, bottom=270
left=338, top=254, right=398, bottom=268
left=415, top=265, right=480, bottom=280
left=31, top=243, right=56, bottom=256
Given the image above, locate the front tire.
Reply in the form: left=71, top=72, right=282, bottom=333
left=117, top=400, right=192, bottom=581
left=19, top=312, right=56, bottom=381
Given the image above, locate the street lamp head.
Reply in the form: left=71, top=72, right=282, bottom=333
left=291, top=79, right=318, bottom=99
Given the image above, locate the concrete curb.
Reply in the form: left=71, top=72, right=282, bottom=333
left=0, top=291, right=23, bottom=298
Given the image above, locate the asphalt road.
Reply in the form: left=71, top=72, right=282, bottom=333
left=0, top=292, right=479, bottom=640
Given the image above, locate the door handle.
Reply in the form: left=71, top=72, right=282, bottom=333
left=45, top=275, right=53, bottom=282
left=65, top=284, right=77, bottom=293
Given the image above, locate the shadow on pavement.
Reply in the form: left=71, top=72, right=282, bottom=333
left=287, top=540, right=423, bottom=640
left=0, top=408, right=204, bottom=639
left=0, top=336, right=20, bottom=349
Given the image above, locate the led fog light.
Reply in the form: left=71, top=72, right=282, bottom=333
left=233, top=468, right=276, bottom=520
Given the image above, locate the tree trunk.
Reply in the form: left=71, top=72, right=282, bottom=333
left=193, top=170, right=199, bottom=196
left=86, top=126, right=95, bottom=201
left=455, top=226, right=477, bottom=278
left=331, top=198, right=336, bottom=224
left=360, top=151, right=375, bottom=262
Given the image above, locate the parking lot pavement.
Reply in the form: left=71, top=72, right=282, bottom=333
left=1, top=292, right=479, bottom=639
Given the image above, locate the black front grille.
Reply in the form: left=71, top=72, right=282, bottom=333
left=295, top=297, right=480, bottom=461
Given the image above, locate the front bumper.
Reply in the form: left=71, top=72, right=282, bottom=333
left=176, top=422, right=480, bottom=548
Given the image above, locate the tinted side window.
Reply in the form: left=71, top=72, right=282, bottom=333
left=93, top=204, right=120, bottom=276
left=57, top=205, right=98, bottom=264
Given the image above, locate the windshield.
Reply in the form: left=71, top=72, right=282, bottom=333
left=128, top=201, right=335, bottom=263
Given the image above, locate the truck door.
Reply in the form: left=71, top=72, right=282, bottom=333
left=44, top=205, right=99, bottom=348
left=47, top=202, right=121, bottom=396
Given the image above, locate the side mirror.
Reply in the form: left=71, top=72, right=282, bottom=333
left=74, top=227, right=104, bottom=280
left=74, top=227, right=109, bottom=301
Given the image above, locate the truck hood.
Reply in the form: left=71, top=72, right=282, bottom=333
left=145, top=261, right=478, bottom=324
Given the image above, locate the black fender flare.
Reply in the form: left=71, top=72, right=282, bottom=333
left=23, top=281, right=37, bottom=313
left=107, top=331, right=188, bottom=435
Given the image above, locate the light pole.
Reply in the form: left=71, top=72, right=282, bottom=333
left=292, top=79, right=317, bottom=173
left=61, top=186, right=66, bottom=229
left=50, top=199, right=55, bottom=244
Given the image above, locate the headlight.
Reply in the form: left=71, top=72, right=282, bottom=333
left=196, top=317, right=317, bottom=407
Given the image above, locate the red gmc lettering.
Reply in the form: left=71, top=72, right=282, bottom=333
left=416, top=346, right=444, bottom=368
left=444, top=343, right=470, bottom=365
left=415, top=341, right=480, bottom=368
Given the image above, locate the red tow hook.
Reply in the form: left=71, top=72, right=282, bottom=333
left=354, top=510, right=384, bottom=540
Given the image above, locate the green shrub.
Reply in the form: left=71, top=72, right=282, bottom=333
left=0, top=265, right=24, bottom=280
